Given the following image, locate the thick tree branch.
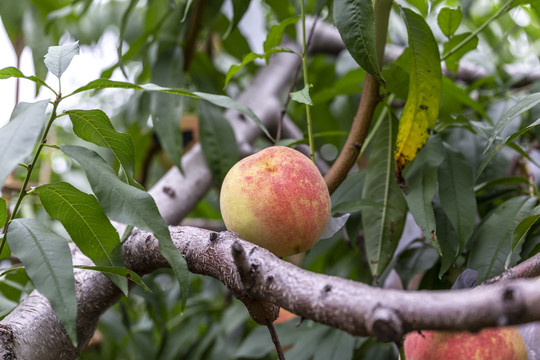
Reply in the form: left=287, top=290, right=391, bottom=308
left=129, top=227, right=540, bottom=345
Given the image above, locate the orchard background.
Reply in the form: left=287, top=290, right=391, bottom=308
left=1, top=0, right=540, bottom=359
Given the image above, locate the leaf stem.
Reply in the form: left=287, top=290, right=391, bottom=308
left=441, top=0, right=513, bottom=61
left=300, top=0, right=315, bottom=163
left=0, top=95, right=61, bottom=255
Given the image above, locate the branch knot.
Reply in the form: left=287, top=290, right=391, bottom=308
left=368, top=306, right=403, bottom=344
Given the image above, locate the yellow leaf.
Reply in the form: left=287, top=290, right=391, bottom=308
left=395, top=8, right=442, bottom=173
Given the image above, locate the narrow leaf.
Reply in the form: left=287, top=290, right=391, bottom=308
left=34, top=182, right=127, bottom=294
left=44, top=41, right=80, bottom=79
left=68, top=80, right=274, bottom=142
left=74, top=265, right=151, bottom=293
left=396, top=245, right=439, bottom=288
left=7, top=218, right=77, bottom=345
left=511, top=205, right=540, bottom=253
left=333, top=199, right=384, bottom=214
left=435, top=203, right=459, bottom=276
left=225, top=48, right=295, bottom=86
left=225, top=0, right=251, bottom=38
left=467, top=196, right=536, bottom=282
left=477, top=116, right=540, bottom=182
left=395, top=8, right=442, bottom=173
left=403, top=136, right=445, bottom=253
left=69, top=79, right=145, bottom=95
left=0, top=67, right=54, bottom=93
left=66, top=110, right=136, bottom=179
left=150, top=48, right=186, bottom=173
left=334, top=0, right=381, bottom=80
left=0, top=100, right=49, bottom=187
left=263, top=16, right=299, bottom=53
left=290, top=84, right=313, bottom=106
left=194, top=91, right=275, bottom=142
left=438, top=145, right=477, bottom=251
left=443, top=32, right=478, bottom=75
left=485, top=93, right=540, bottom=152
left=60, top=145, right=189, bottom=306
left=199, top=101, right=239, bottom=185
left=362, top=113, right=407, bottom=277
left=437, top=7, right=462, bottom=38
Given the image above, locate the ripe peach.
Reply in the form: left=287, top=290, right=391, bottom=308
left=220, top=146, right=331, bottom=257
left=274, top=308, right=299, bottom=324
left=403, top=327, right=527, bottom=360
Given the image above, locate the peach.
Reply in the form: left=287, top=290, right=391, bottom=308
left=220, top=146, right=331, bottom=257
left=403, top=327, right=527, bottom=360
left=274, top=308, right=299, bottom=324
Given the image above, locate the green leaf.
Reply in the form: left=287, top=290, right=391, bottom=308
left=434, top=203, right=459, bottom=276
left=44, top=41, right=80, bottom=79
left=263, top=16, right=299, bottom=54
left=333, top=199, right=384, bottom=214
left=225, top=48, right=296, bottom=86
left=198, top=101, right=239, bottom=184
left=0, top=198, right=6, bottom=226
left=150, top=47, right=186, bottom=173
left=312, top=328, right=356, bottom=360
left=73, top=265, right=151, bottom=293
left=68, top=80, right=274, bottom=142
left=441, top=77, right=487, bottom=119
left=290, top=84, right=313, bottom=106
left=477, top=96, right=540, bottom=182
left=438, top=145, right=477, bottom=252
left=0, top=100, right=49, bottom=188
left=34, top=182, right=127, bottom=294
left=60, top=145, right=189, bottom=307
left=194, top=92, right=275, bottom=142
left=395, top=8, right=442, bottom=173
left=511, top=205, right=540, bottom=254
left=403, top=136, right=445, bottom=253
left=7, top=218, right=77, bottom=345
left=437, top=7, right=462, bottom=38
left=362, top=113, right=407, bottom=277
left=467, top=196, right=536, bottom=282
left=312, top=68, right=365, bottom=104
left=0, top=67, right=54, bottom=93
left=182, top=0, right=194, bottom=22
left=396, top=245, right=439, bottom=288
left=333, top=0, right=381, bottom=80
left=443, top=32, right=478, bottom=75
left=69, top=79, right=146, bottom=95
left=65, top=110, right=136, bottom=181
left=485, top=93, right=540, bottom=152
left=225, top=0, right=251, bottom=38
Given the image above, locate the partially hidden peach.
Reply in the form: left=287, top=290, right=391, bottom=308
left=403, top=327, right=527, bottom=360
left=274, top=308, right=299, bottom=324
left=220, top=146, right=331, bottom=257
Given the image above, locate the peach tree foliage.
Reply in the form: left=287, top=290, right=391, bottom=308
left=0, top=0, right=539, bottom=358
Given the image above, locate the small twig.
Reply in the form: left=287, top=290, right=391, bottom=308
left=231, top=240, right=254, bottom=286
left=267, top=322, right=286, bottom=360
